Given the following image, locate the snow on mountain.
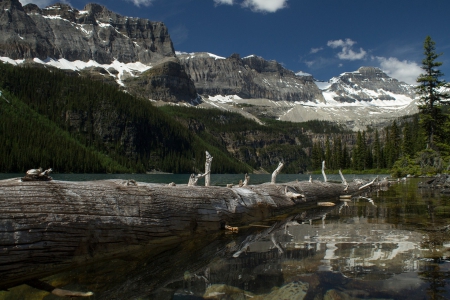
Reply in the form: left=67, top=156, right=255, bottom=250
left=175, top=51, right=226, bottom=60
left=309, top=67, right=417, bottom=110
left=295, top=71, right=312, bottom=77
left=0, top=56, right=152, bottom=86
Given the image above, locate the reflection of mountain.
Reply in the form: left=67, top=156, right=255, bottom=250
left=299, top=219, right=423, bottom=279
left=230, top=214, right=424, bottom=280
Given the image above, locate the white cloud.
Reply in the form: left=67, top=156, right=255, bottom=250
left=327, top=38, right=367, bottom=61
left=327, top=38, right=355, bottom=49
left=127, top=0, right=154, bottom=7
left=19, top=0, right=70, bottom=7
left=214, top=0, right=234, bottom=5
left=241, top=0, right=288, bottom=13
left=310, top=47, right=323, bottom=54
left=376, top=56, right=421, bottom=85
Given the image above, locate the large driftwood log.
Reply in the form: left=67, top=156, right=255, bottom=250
left=0, top=177, right=365, bottom=290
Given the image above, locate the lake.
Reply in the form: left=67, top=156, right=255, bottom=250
left=1, top=174, right=450, bottom=300
left=0, top=173, right=381, bottom=186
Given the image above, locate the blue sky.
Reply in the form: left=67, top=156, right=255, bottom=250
left=20, top=0, right=450, bottom=84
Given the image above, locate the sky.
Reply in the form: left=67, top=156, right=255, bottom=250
left=19, top=0, right=450, bottom=85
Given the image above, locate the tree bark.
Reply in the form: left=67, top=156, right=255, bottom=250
left=0, top=177, right=365, bottom=290
left=322, top=160, right=327, bottom=182
left=205, top=151, right=213, bottom=187
left=271, top=162, right=284, bottom=184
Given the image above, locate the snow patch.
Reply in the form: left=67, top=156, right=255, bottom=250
left=295, top=71, right=312, bottom=77
left=42, top=15, right=71, bottom=22
left=207, top=95, right=242, bottom=103
left=175, top=52, right=225, bottom=60
left=0, top=57, right=25, bottom=65
left=97, top=22, right=111, bottom=28
left=207, top=53, right=225, bottom=60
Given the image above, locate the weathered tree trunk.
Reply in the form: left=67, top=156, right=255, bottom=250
left=0, top=177, right=366, bottom=290
left=322, top=160, right=327, bottom=182
left=271, top=162, right=284, bottom=184
left=243, top=173, right=250, bottom=186
left=205, top=151, right=213, bottom=187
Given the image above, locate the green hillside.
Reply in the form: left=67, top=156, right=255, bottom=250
left=0, top=62, right=251, bottom=174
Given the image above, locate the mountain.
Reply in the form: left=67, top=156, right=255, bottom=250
left=0, top=1, right=418, bottom=131
left=199, top=67, right=418, bottom=131
left=176, top=52, right=324, bottom=102
left=274, top=67, right=419, bottom=130
left=320, top=67, right=416, bottom=103
left=0, top=1, right=174, bottom=64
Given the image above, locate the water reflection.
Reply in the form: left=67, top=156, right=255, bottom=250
left=164, top=181, right=450, bottom=300
left=3, top=178, right=450, bottom=299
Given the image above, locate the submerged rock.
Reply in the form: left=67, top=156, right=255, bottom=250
left=203, top=281, right=309, bottom=300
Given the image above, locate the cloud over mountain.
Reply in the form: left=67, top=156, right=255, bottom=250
left=213, top=0, right=288, bottom=13
left=376, top=56, right=421, bottom=85
left=127, top=0, right=154, bottom=7
left=214, top=0, right=234, bottom=5
left=328, top=38, right=367, bottom=61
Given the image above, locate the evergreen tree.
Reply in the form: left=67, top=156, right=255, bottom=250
left=373, top=129, right=381, bottom=169
left=325, top=137, right=332, bottom=169
left=415, top=36, right=449, bottom=148
left=402, top=122, right=414, bottom=157
left=311, top=141, right=324, bottom=170
left=353, top=131, right=366, bottom=170
left=390, top=120, right=401, bottom=164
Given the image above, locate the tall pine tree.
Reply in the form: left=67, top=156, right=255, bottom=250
left=415, top=36, right=449, bottom=148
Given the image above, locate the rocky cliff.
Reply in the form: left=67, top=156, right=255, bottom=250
left=0, top=0, right=174, bottom=64
left=177, top=52, right=324, bottom=102
left=124, top=57, right=198, bottom=103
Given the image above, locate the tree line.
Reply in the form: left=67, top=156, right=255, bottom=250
left=309, top=116, right=426, bottom=172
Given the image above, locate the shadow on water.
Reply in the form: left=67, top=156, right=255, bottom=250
left=2, top=177, right=450, bottom=299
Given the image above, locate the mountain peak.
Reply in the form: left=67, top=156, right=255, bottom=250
left=0, top=0, right=24, bottom=11
left=357, top=66, right=387, bottom=77
left=83, top=3, right=115, bottom=18
left=322, top=66, right=415, bottom=104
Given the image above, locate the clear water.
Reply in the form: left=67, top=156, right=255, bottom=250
left=0, top=173, right=382, bottom=186
left=2, top=175, right=450, bottom=300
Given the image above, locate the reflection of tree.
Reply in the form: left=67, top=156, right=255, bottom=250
left=419, top=261, right=449, bottom=300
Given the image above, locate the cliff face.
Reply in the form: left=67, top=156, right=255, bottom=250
left=177, top=52, right=324, bottom=102
left=0, top=1, right=175, bottom=64
left=124, top=58, right=198, bottom=103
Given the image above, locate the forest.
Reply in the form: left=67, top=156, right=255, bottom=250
left=0, top=63, right=251, bottom=174
left=0, top=37, right=448, bottom=176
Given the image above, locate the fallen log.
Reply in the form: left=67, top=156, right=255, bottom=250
left=0, top=177, right=365, bottom=290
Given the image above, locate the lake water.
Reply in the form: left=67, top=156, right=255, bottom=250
left=2, top=175, right=450, bottom=300
left=0, top=173, right=381, bottom=186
